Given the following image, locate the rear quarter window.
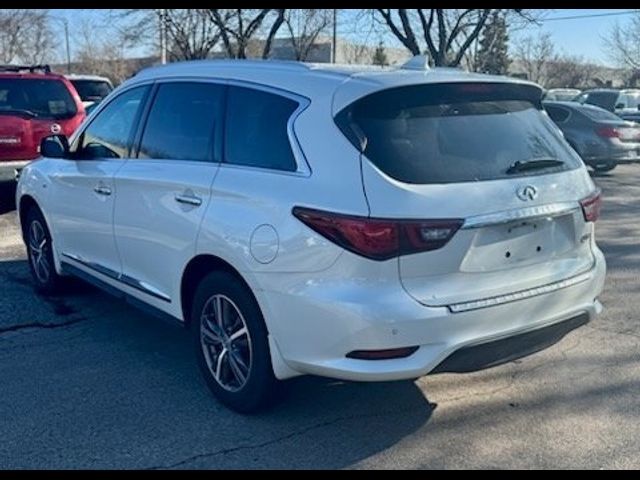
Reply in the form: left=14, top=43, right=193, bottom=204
left=224, top=86, right=299, bottom=172
left=545, top=105, right=571, bottom=123
left=336, top=83, right=583, bottom=184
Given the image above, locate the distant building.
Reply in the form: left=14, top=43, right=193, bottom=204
left=268, top=36, right=411, bottom=65
left=212, top=35, right=412, bottom=66
left=509, top=59, right=629, bottom=89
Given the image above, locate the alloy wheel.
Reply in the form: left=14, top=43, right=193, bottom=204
left=200, top=294, right=253, bottom=392
left=28, top=219, right=50, bottom=284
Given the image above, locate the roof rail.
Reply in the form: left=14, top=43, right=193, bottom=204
left=0, top=64, right=52, bottom=74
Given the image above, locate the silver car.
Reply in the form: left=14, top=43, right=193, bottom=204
left=544, top=101, right=640, bottom=172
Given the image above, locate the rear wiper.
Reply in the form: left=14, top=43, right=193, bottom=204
left=0, top=108, right=38, bottom=119
left=506, top=158, right=565, bottom=175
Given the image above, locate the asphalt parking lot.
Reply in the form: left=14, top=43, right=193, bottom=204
left=0, top=167, right=639, bottom=470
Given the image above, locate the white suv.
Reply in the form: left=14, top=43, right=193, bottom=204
left=17, top=60, right=606, bottom=412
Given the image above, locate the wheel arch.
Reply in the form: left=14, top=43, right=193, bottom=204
left=18, top=195, right=44, bottom=242
left=180, top=254, right=258, bottom=329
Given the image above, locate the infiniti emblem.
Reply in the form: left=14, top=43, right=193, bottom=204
left=517, top=185, right=538, bottom=202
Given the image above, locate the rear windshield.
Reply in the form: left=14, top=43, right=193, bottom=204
left=71, top=80, right=113, bottom=102
left=584, top=92, right=617, bottom=111
left=581, top=106, right=623, bottom=122
left=336, top=83, right=583, bottom=184
left=0, top=78, right=77, bottom=119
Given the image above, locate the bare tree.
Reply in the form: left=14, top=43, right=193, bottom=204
left=604, top=12, right=640, bottom=70
left=513, top=33, right=599, bottom=88
left=545, top=56, right=599, bottom=89
left=207, top=9, right=286, bottom=59
left=514, top=32, right=558, bottom=84
left=73, top=20, right=141, bottom=84
left=341, top=42, right=372, bottom=65
left=374, top=9, right=539, bottom=67
left=116, top=9, right=224, bottom=61
left=283, top=9, right=332, bottom=61
left=162, top=9, right=223, bottom=60
left=0, top=10, right=54, bottom=64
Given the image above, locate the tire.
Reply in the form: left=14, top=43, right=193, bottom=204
left=592, top=162, right=617, bottom=173
left=24, top=208, right=64, bottom=295
left=192, top=271, right=280, bottom=413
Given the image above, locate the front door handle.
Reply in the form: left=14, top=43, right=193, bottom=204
left=94, top=185, right=112, bottom=196
left=175, top=193, right=202, bottom=207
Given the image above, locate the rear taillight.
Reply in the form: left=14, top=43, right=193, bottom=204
left=293, top=207, right=463, bottom=261
left=596, top=126, right=621, bottom=138
left=580, top=189, right=602, bottom=223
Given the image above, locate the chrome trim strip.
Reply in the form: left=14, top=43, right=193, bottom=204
left=120, top=275, right=171, bottom=303
left=62, top=253, right=171, bottom=303
left=62, top=253, right=120, bottom=280
left=462, top=203, right=580, bottom=230
left=448, top=271, right=592, bottom=314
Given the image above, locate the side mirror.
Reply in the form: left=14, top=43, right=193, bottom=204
left=40, top=135, right=69, bottom=159
left=615, top=103, right=625, bottom=110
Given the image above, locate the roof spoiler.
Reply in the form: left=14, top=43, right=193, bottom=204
left=0, top=64, right=51, bottom=74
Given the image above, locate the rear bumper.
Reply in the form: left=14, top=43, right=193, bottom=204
left=432, top=313, right=589, bottom=373
left=261, top=248, right=606, bottom=382
left=583, top=143, right=640, bottom=165
left=0, top=160, right=32, bottom=182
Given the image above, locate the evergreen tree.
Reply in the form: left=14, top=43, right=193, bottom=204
left=476, top=11, right=510, bottom=75
left=372, top=41, right=389, bottom=66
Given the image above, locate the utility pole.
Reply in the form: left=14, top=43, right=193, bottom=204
left=49, top=16, right=72, bottom=73
left=159, top=9, right=167, bottom=65
left=63, top=19, right=71, bottom=74
left=331, top=9, right=337, bottom=64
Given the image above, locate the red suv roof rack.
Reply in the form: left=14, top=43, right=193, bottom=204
left=0, top=64, right=52, bottom=74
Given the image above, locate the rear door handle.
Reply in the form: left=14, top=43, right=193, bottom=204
left=94, top=185, right=112, bottom=196
left=175, top=193, right=202, bottom=207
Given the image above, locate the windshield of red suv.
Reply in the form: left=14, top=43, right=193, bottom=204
left=0, top=78, right=78, bottom=120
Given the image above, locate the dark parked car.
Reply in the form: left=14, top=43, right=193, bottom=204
left=544, top=88, right=582, bottom=102
left=574, top=89, right=640, bottom=123
left=544, top=101, right=640, bottom=172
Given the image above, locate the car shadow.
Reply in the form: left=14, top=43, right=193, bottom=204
left=0, top=259, right=434, bottom=469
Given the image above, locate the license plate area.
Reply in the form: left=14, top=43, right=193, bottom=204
left=460, top=214, right=576, bottom=273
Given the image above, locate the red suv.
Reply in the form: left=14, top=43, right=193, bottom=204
left=0, top=65, right=85, bottom=182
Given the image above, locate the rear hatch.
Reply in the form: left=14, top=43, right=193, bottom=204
left=0, top=76, right=81, bottom=161
left=337, top=82, right=598, bottom=308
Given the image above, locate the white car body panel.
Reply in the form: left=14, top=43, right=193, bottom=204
left=16, top=60, right=606, bottom=383
left=113, top=159, right=220, bottom=311
left=43, top=158, right=125, bottom=276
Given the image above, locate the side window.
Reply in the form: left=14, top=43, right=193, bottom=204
left=225, top=86, right=298, bottom=172
left=545, top=105, right=570, bottom=123
left=75, top=86, right=148, bottom=160
left=138, top=82, right=224, bottom=162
